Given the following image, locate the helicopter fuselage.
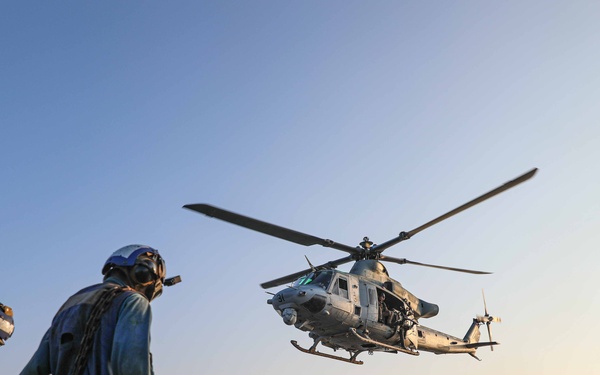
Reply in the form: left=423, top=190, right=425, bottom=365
left=268, top=261, right=486, bottom=359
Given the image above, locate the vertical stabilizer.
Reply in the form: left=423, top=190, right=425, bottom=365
left=463, top=319, right=481, bottom=344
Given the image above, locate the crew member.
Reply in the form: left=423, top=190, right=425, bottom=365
left=378, top=293, right=391, bottom=325
left=0, top=303, right=14, bottom=346
left=21, top=244, right=179, bottom=375
left=397, top=298, right=416, bottom=349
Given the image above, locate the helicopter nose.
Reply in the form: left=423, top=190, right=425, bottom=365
left=270, top=288, right=300, bottom=311
left=270, top=287, right=329, bottom=317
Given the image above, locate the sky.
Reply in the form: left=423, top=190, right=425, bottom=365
left=2, top=1, right=600, bottom=374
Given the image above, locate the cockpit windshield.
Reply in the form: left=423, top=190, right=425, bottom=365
left=292, top=270, right=333, bottom=289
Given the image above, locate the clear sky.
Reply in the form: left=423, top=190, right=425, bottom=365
left=2, top=1, right=599, bottom=374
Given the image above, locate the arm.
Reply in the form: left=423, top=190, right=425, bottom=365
left=20, top=329, right=51, bottom=375
left=111, top=293, right=154, bottom=375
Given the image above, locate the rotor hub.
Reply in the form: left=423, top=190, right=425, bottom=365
left=358, top=237, right=380, bottom=260
left=359, top=237, right=373, bottom=250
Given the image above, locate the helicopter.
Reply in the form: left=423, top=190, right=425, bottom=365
left=184, top=168, right=537, bottom=364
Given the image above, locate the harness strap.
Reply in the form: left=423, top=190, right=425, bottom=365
left=70, top=285, right=131, bottom=375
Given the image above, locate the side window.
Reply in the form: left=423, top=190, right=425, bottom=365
left=368, top=289, right=376, bottom=305
left=338, top=277, right=349, bottom=299
left=331, top=276, right=349, bottom=299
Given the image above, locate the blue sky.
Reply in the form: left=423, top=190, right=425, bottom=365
left=2, top=1, right=600, bottom=374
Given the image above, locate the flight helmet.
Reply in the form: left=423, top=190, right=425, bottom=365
left=102, top=245, right=166, bottom=301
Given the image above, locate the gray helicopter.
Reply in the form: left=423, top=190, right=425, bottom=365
left=184, top=168, right=536, bottom=364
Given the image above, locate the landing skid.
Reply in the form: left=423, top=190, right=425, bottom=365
left=349, top=328, right=420, bottom=356
left=290, top=340, right=365, bottom=365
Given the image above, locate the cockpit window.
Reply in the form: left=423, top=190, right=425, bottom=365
left=293, top=270, right=333, bottom=289
left=294, top=274, right=313, bottom=286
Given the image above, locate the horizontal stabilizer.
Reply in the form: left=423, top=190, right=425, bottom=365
left=464, top=341, right=500, bottom=349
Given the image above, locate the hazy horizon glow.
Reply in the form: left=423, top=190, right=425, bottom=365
left=2, top=2, right=600, bottom=374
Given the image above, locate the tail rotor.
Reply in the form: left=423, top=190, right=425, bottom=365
left=476, top=290, right=501, bottom=351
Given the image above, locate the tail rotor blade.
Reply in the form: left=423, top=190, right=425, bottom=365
left=482, top=289, right=489, bottom=316
left=486, top=323, right=494, bottom=351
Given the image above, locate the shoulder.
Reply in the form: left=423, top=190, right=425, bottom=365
left=121, top=290, right=150, bottom=307
left=116, top=292, right=152, bottom=328
left=119, top=291, right=151, bottom=315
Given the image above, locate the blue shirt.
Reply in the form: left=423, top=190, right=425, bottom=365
left=21, top=277, right=154, bottom=375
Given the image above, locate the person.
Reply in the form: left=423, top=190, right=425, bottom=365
left=378, top=293, right=391, bottom=325
left=21, top=244, right=178, bottom=375
left=0, top=303, right=14, bottom=346
left=397, top=298, right=417, bottom=350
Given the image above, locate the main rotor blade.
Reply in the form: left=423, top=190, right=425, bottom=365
left=374, top=168, right=538, bottom=253
left=408, top=168, right=537, bottom=237
left=380, top=255, right=492, bottom=274
left=260, top=255, right=354, bottom=289
left=184, top=204, right=360, bottom=255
